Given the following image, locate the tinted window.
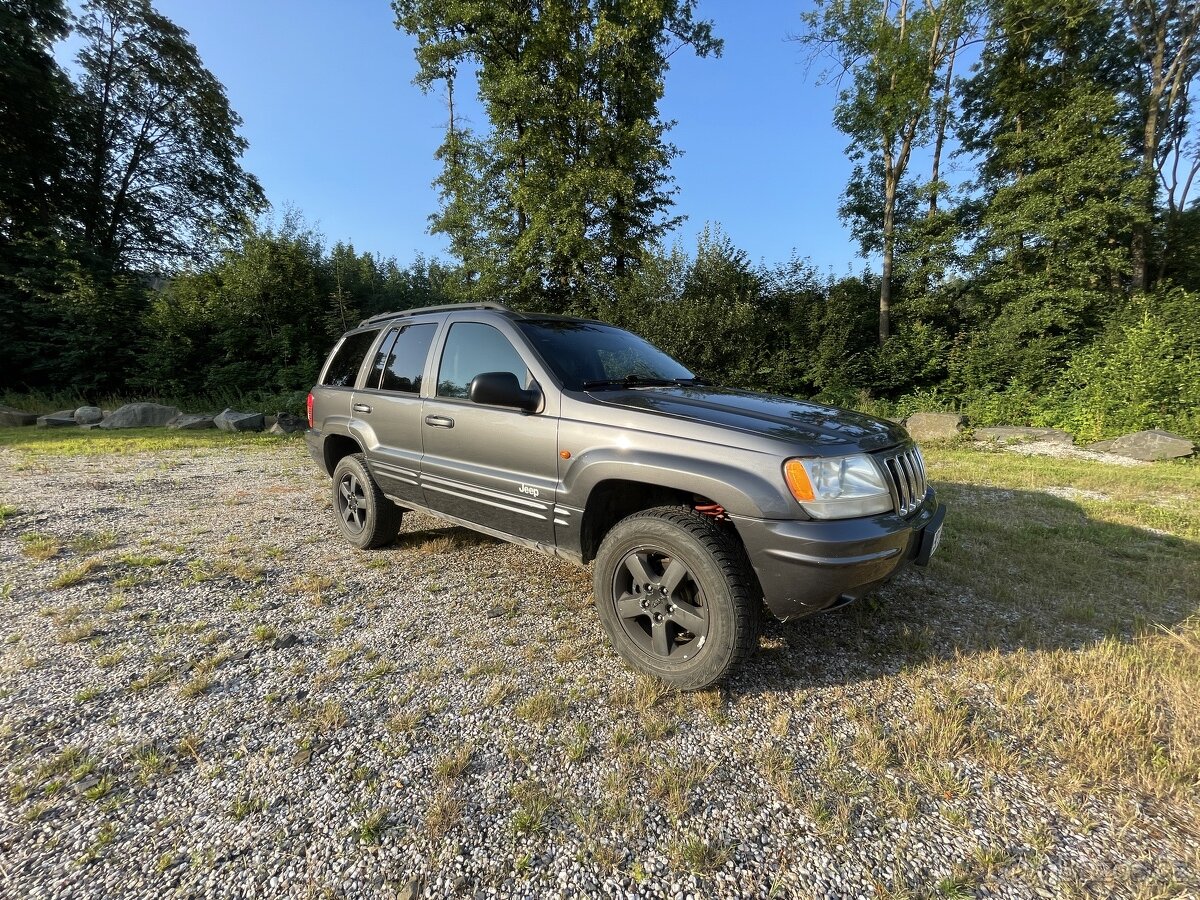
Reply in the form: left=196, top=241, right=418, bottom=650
left=367, top=330, right=398, bottom=388
left=436, top=323, right=529, bottom=399
left=322, top=329, right=380, bottom=387
left=380, top=323, right=436, bottom=393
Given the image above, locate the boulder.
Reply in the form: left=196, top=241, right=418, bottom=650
left=1104, top=429, right=1195, bottom=461
left=74, top=406, right=103, bottom=425
left=0, top=405, right=37, bottom=427
left=904, top=412, right=966, bottom=441
left=37, top=409, right=77, bottom=428
left=167, top=413, right=215, bottom=430
left=270, top=412, right=307, bottom=434
left=975, top=426, right=1074, bottom=445
left=1087, top=439, right=1116, bottom=453
left=214, top=408, right=265, bottom=432
left=98, top=402, right=181, bottom=429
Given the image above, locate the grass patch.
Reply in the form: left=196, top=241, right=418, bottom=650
left=19, top=532, right=60, bottom=561
left=51, top=558, right=105, bottom=590
left=514, top=690, right=563, bottom=724
left=0, top=426, right=293, bottom=458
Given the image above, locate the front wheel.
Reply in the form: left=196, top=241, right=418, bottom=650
left=592, top=507, right=760, bottom=690
left=331, top=454, right=402, bottom=550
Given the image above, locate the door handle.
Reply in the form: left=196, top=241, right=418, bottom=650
left=353, top=403, right=372, bottom=414
left=424, top=415, right=455, bottom=428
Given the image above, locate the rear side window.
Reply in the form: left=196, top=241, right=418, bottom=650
left=322, top=329, right=380, bottom=387
left=380, top=323, right=437, bottom=393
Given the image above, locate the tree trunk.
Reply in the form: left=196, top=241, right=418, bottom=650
left=881, top=171, right=896, bottom=344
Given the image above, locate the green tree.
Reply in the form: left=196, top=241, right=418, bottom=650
left=72, top=0, right=264, bottom=271
left=954, top=0, right=1142, bottom=393
left=393, top=0, right=721, bottom=313
left=1116, top=0, right=1200, bottom=291
left=799, top=0, right=976, bottom=343
left=0, top=0, right=77, bottom=390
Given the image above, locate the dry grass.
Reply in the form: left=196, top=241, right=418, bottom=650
left=844, top=447, right=1200, bottom=818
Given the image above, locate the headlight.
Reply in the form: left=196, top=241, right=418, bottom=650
left=783, top=454, right=893, bottom=519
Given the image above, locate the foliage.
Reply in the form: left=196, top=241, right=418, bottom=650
left=71, top=0, right=265, bottom=270
left=1032, top=292, right=1200, bottom=442
left=393, top=0, right=722, bottom=313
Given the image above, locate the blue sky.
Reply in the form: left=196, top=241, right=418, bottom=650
left=140, top=0, right=872, bottom=274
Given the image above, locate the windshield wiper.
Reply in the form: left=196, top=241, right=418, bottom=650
left=581, top=374, right=708, bottom=390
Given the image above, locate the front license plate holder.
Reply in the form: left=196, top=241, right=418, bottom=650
left=915, top=505, right=946, bottom=567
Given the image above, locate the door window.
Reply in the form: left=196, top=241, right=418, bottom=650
left=378, top=323, right=436, bottom=393
left=436, top=323, right=529, bottom=399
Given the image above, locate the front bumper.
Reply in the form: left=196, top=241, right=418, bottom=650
left=732, top=492, right=944, bottom=621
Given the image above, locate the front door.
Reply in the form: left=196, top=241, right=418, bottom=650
left=419, top=321, right=558, bottom=544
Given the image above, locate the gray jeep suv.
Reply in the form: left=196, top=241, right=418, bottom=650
left=306, top=302, right=945, bottom=689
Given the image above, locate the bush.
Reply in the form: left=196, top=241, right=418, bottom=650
left=1034, top=293, right=1200, bottom=442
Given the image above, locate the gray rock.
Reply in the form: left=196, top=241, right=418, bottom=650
left=214, top=408, right=265, bottom=432
left=291, top=749, right=313, bottom=768
left=73, top=406, right=103, bottom=425
left=36, top=409, right=77, bottom=428
left=1105, top=429, right=1195, bottom=461
left=1087, top=439, right=1116, bottom=453
left=272, top=633, right=301, bottom=650
left=167, top=414, right=216, bottom=430
left=98, top=402, right=181, bottom=429
left=975, top=426, right=1073, bottom=445
left=270, top=412, right=307, bottom=434
left=903, top=412, right=965, bottom=442
left=0, top=405, right=37, bottom=427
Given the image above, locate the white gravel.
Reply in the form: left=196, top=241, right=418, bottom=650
left=0, top=441, right=1195, bottom=899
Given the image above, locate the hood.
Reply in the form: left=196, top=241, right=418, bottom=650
left=588, top=385, right=908, bottom=453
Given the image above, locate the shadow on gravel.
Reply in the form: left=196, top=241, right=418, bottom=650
left=392, top=523, right=504, bottom=553
left=733, top=482, right=1200, bottom=694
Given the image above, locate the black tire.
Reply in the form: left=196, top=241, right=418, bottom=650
left=331, top=454, right=402, bottom=550
left=592, top=506, right=760, bottom=690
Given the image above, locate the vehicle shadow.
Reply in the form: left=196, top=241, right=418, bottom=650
left=732, top=481, right=1199, bottom=694
left=392, top=520, right=504, bottom=553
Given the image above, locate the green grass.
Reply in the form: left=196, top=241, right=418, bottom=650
left=0, top=426, right=296, bottom=457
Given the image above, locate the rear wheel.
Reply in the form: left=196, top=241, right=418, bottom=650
left=331, top=454, right=402, bottom=549
left=592, top=507, right=759, bottom=690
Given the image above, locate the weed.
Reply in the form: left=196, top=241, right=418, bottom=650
left=515, top=690, right=562, bottom=724
left=19, top=532, right=60, bottom=561
left=434, top=745, right=473, bottom=782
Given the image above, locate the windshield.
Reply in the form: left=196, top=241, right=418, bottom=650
left=516, top=320, right=697, bottom=391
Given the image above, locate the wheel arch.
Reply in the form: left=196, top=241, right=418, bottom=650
left=322, top=433, right=363, bottom=477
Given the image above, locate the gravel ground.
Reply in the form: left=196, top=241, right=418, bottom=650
left=0, top=442, right=1195, bottom=899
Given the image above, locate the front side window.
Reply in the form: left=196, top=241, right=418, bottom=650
left=436, top=323, right=529, bottom=399
left=322, top=329, right=380, bottom=387
left=380, top=323, right=437, bottom=393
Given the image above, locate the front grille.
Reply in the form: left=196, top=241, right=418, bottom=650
left=877, top=444, right=927, bottom=516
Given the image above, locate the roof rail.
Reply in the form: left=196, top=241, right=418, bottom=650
left=357, top=301, right=513, bottom=328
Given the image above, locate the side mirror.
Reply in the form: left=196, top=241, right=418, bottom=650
left=469, top=371, right=541, bottom=412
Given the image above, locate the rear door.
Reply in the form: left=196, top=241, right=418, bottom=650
left=354, top=318, right=441, bottom=506
left=419, top=319, right=559, bottom=544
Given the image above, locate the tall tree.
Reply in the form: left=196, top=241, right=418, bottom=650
left=955, top=0, right=1141, bottom=392
left=1117, top=0, right=1200, bottom=291
left=799, top=0, right=976, bottom=343
left=0, top=0, right=77, bottom=390
left=0, top=0, right=74, bottom=244
left=72, top=0, right=264, bottom=272
left=393, top=0, right=721, bottom=313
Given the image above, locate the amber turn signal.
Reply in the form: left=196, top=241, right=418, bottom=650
left=560, top=450, right=571, bottom=459
left=783, top=459, right=815, bottom=502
